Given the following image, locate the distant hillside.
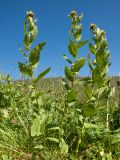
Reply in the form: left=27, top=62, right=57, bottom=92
left=16, top=76, right=120, bottom=90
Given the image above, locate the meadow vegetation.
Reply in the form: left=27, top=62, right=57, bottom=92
left=0, top=10, right=120, bottom=160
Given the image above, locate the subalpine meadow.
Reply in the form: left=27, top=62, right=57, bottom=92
left=0, top=10, right=120, bottom=160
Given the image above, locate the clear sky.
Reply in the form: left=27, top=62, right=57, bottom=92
left=0, top=0, right=120, bottom=79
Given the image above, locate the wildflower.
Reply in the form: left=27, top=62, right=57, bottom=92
left=90, top=24, right=96, bottom=30
left=70, top=10, right=77, bottom=18
left=26, top=11, right=34, bottom=18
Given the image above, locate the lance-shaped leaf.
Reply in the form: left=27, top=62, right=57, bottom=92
left=77, top=40, right=88, bottom=48
left=34, top=67, right=51, bottom=83
left=88, top=60, right=94, bottom=71
left=46, top=137, right=59, bottom=143
left=109, top=87, right=115, bottom=97
left=59, top=138, right=68, bottom=155
left=84, top=123, right=99, bottom=129
left=29, top=28, right=38, bottom=45
left=31, top=113, right=46, bottom=137
left=64, top=66, right=74, bottom=82
left=68, top=40, right=78, bottom=57
left=31, top=116, right=41, bottom=137
left=18, top=62, right=32, bottom=77
left=71, top=57, right=86, bottom=72
left=84, top=83, right=92, bottom=99
left=63, top=54, right=73, bottom=64
left=89, top=42, right=96, bottom=54
left=29, top=42, right=46, bottom=67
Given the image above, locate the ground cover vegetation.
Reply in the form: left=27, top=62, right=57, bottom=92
left=0, top=10, right=120, bottom=160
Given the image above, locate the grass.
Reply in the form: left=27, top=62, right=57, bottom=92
left=0, top=10, right=120, bottom=160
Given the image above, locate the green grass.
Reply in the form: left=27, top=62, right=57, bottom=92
left=0, top=10, right=120, bottom=160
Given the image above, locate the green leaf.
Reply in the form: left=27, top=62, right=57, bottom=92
left=84, top=123, right=99, bottom=129
left=64, top=66, right=74, bottom=82
left=77, top=40, right=88, bottom=48
left=101, top=38, right=108, bottom=49
left=89, top=43, right=96, bottom=54
left=63, top=54, right=72, bottom=64
left=31, top=112, right=46, bottom=137
left=29, top=42, right=46, bottom=68
left=88, top=60, right=94, bottom=71
left=59, top=138, right=68, bottom=155
left=109, top=87, right=115, bottom=97
left=2, top=155, right=12, bottom=160
left=18, top=62, right=32, bottom=77
left=34, top=145, right=44, bottom=149
left=34, top=67, right=51, bottom=83
left=84, top=103, right=96, bottom=116
left=111, top=134, right=120, bottom=144
left=96, top=87, right=107, bottom=98
left=31, top=116, right=41, bottom=137
left=24, top=33, right=30, bottom=51
left=70, top=155, right=78, bottom=160
left=74, top=25, right=82, bottom=41
left=68, top=40, right=78, bottom=57
left=30, top=25, right=38, bottom=42
left=67, top=102, right=76, bottom=107
left=72, top=57, right=86, bottom=72
left=48, top=127, right=60, bottom=131
left=62, top=78, right=70, bottom=90
left=46, top=137, right=59, bottom=143
left=84, top=83, right=92, bottom=99
left=96, top=48, right=104, bottom=58
left=67, top=89, right=77, bottom=103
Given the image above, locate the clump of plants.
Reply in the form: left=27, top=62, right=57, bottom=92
left=0, top=10, right=120, bottom=160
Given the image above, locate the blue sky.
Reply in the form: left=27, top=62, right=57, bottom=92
left=0, top=0, right=120, bottom=79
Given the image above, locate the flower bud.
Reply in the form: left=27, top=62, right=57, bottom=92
left=90, top=24, right=96, bottom=30
left=101, top=30, right=105, bottom=36
left=26, top=11, right=34, bottom=18
left=70, top=11, right=77, bottom=18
